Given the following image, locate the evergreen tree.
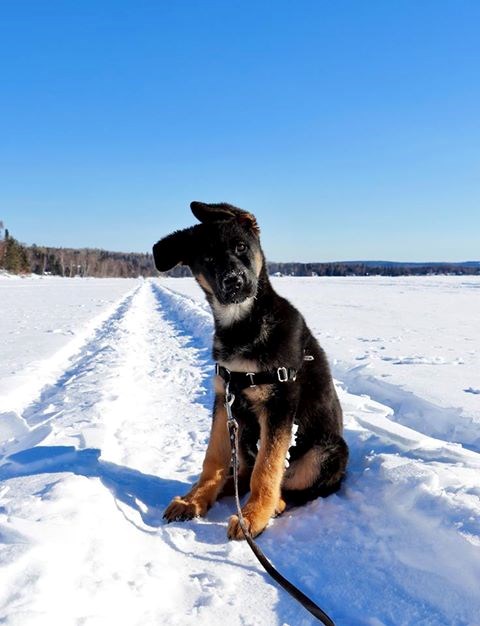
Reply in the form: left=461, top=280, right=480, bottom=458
left=3, top=236, right=30, bottom=273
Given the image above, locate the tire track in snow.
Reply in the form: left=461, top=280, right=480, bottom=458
left=0, top=284, right=142, bottom=460
left=0, top=281, right=284, bottom=626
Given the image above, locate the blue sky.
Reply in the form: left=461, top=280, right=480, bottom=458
left=0, top=1, right=479, bottom=262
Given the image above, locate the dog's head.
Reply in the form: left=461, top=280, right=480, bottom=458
left=152, top=202, right=264, bottom=306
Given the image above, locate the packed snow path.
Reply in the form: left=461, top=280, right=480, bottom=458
left=1, top=279, right=479, bottom=626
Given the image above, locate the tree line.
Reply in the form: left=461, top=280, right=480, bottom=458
left=0, top=226, right=154, bottom=278
left=0, top=224, right=478, bottom=277
left=267, top=261, right=480, bottom=277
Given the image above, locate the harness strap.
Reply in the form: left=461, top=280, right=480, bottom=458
left=216, top=363, right=298, bottom=389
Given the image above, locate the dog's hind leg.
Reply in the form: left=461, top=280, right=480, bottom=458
left=282, top=434, right=349, bottom=505
left=163, top=396, right=231, bottom=522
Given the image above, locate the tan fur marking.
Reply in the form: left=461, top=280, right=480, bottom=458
left=163, top=398, right=230, bottom=521
left=217, top=356, right=259, bottom=373
left=214, top=375, right=224, bottom=395
left=253, top=249, right=263, bottom=277
left=282, top=447, right=321, bottom=490
left=242, top=384, right=273, bottom=412
left=195, top=273, right=214, bottom=294
left=236, top=211, right=260, bottom=236
left=227, top=412, right=291, bottom=539
left=275, top=496, right=287, bottom=516
left=282, top=444, right=344, bottom=490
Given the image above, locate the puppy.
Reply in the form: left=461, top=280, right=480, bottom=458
left=153, top=201, right=348, bottom=539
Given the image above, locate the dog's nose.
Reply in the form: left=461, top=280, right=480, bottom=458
left=222, top=272, right=244, bottom=293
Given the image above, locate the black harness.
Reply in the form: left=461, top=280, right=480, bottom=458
left=215, top=353, right=315, bottom=389
left=215, top=363, right=298, bottom=389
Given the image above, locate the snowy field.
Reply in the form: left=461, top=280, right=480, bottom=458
left=0, top=275, right=479, bottom=626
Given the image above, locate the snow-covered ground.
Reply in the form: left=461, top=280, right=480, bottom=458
left=167, top=276, right=480, bottom=450
left=0, top=276, right=139, bottom=405
left=1, top=275, right=479, bottom=626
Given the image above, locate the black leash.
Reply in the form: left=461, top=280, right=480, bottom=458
left=224, top=385, right=336, bottom=626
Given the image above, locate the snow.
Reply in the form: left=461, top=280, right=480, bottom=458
left=1, top=275, right=479, bottom=625
left=0, top=276, right=139, bottom=415
left=167, top=276, right=480, bottom=451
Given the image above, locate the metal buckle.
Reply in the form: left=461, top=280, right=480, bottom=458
left=215, top=363, right=230, bottom=383
left=245, top=372, right=256, bottom=387
left=224, top=382, right=236, bottom=424
left=277, top=367, right=288, bottom=382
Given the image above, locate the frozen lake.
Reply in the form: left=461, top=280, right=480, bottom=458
left=0, top=275, right=479, bottom=625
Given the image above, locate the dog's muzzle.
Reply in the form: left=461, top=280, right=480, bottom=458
left=221, top=271, right=247, bottom=302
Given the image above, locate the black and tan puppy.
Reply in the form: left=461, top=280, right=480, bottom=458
left=153, top=202, right=348, bottom=539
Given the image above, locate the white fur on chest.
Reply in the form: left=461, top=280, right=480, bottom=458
left=211, top=297, right=254, bottom=327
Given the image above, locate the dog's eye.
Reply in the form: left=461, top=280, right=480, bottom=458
left=204, top=256, right=214, bottom=264
left=235, top=242, right=247, bottom=254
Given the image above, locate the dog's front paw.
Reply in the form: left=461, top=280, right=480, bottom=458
left=163, top=496, right=207, bottom=522
left=227, top=511, right=268, bottom=540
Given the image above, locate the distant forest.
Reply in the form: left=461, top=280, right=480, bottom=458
left=1, top=223, right=479, bottom=278
left=0, top=224, right=153, bottom=278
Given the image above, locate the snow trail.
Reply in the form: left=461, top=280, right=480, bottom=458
left=1, top=279, right=479, bottom=626
left=0, top=281, right=284, bottom=625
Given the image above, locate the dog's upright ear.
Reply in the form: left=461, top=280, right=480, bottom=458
left=152, top=227, right=193, bottom=272
left=190, top=201, right=260, bottom=236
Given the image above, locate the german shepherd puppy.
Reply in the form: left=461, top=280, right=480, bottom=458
left=153, top=202, right=348, bottom=539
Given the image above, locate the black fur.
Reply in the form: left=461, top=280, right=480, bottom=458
left=154, top=201, right=348, bottom=529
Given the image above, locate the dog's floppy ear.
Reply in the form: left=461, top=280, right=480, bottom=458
left=152, top=228, right=193, bottom=272
left=190, top=201, right=260, bottom=235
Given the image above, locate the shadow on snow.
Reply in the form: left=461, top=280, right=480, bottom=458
left=0, top=445, right=187, bottom=529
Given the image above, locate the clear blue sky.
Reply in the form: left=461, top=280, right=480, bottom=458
left=1, top=1, right=479, bottom=262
